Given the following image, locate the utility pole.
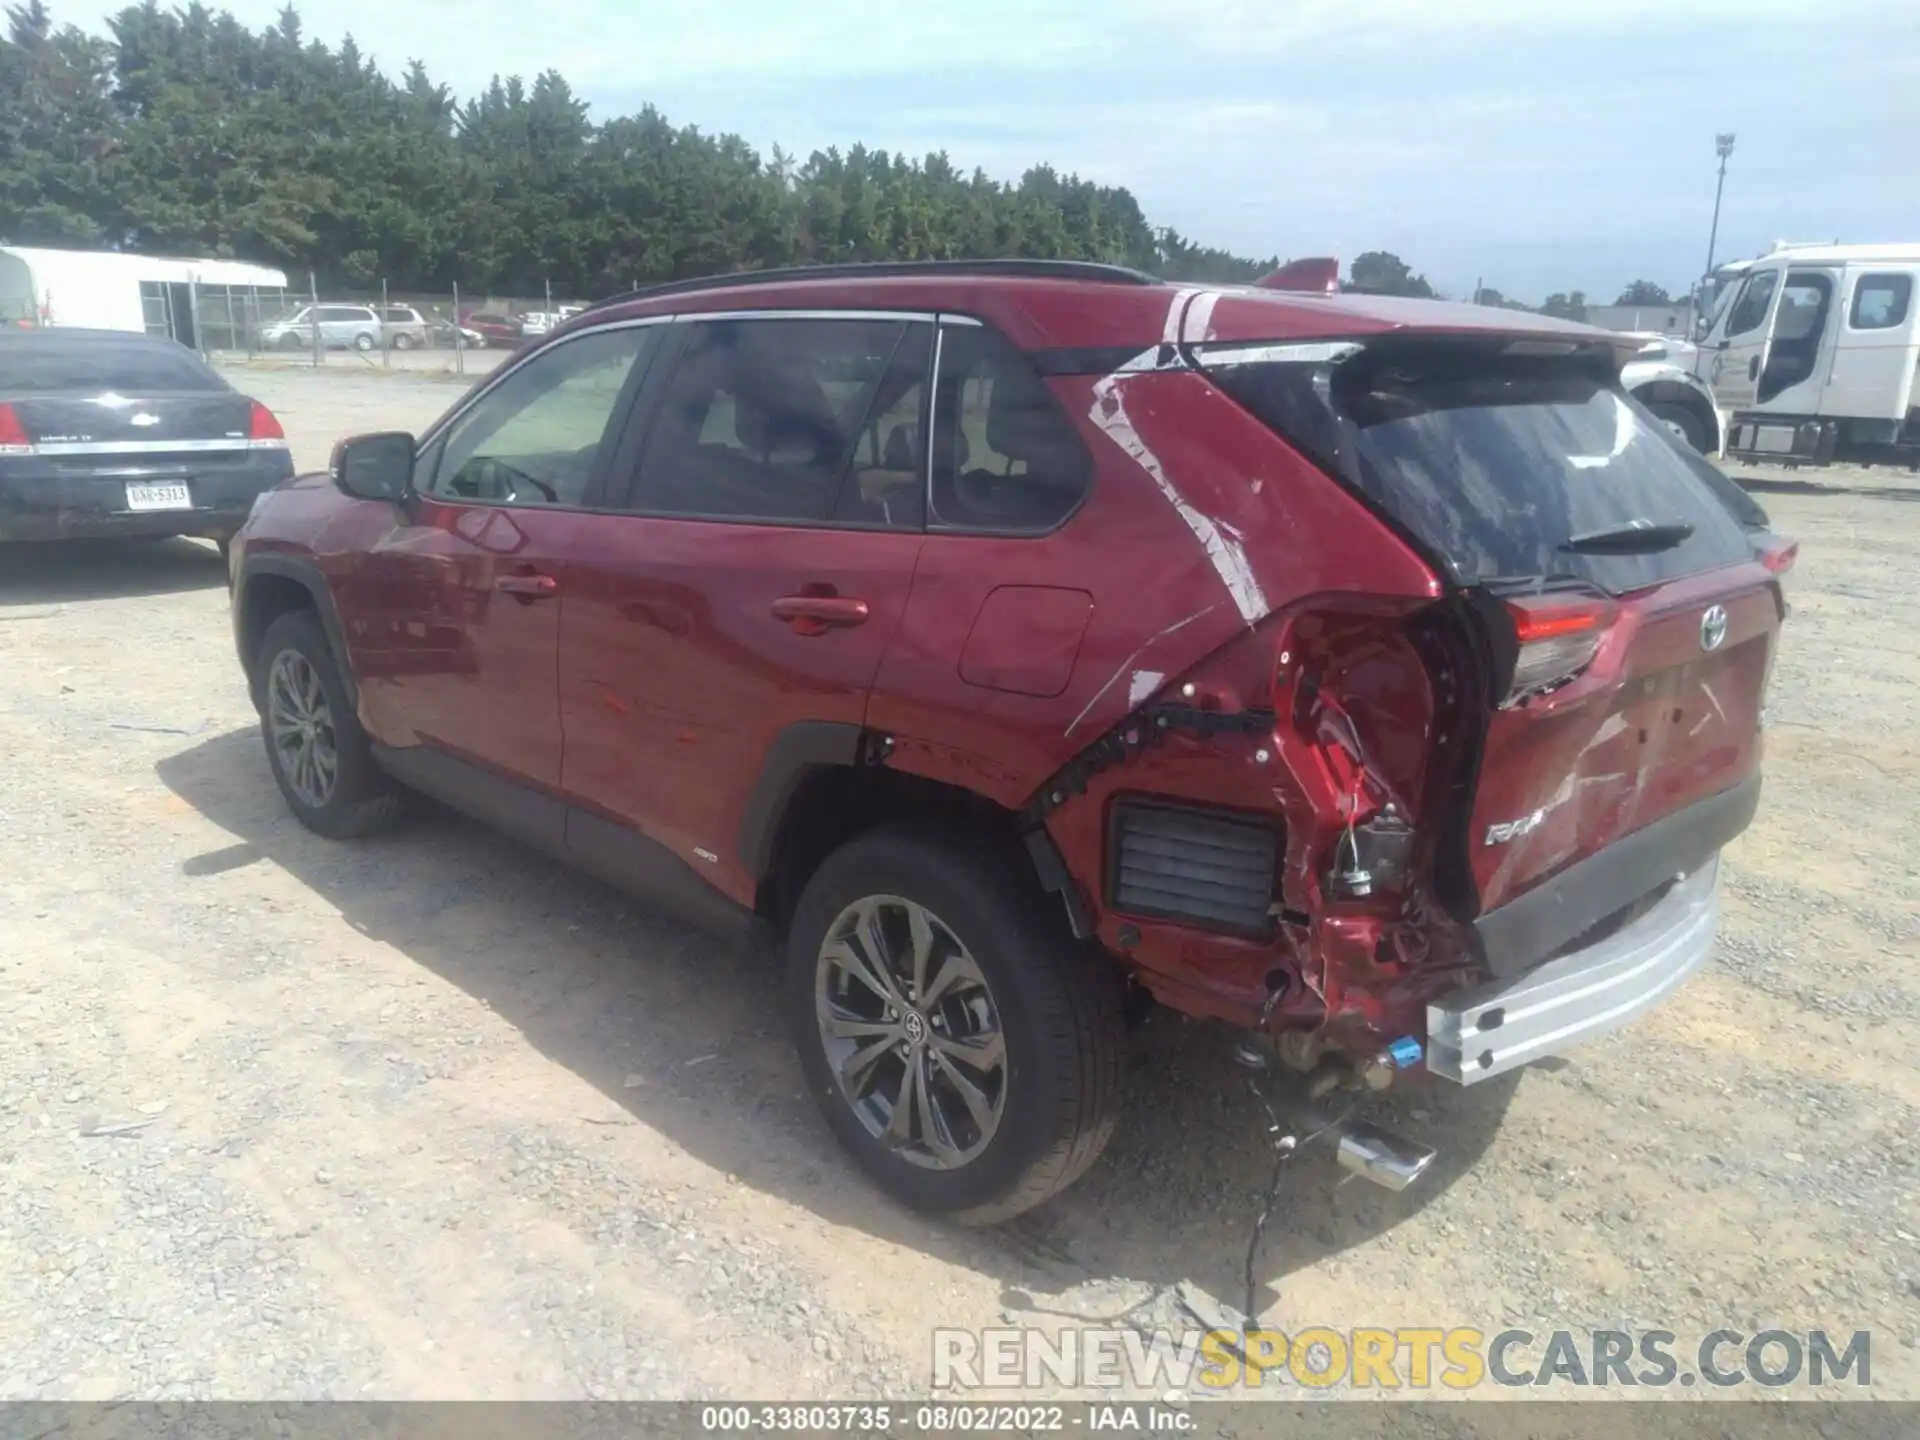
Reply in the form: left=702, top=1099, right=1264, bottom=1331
left=1703, top=133, right=1736, bottom=282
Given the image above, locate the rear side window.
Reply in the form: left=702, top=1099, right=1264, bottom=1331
left=632, top=317, right=928, bottom=528
left=1202, top=336, right=1756, bottom=595
left=1850, top=274, right=1912, bottom=330
left=930, top=326, right=1091, bottom=532
left=0, top=341, right=226, bottom=394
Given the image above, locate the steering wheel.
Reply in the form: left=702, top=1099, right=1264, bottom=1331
left=466, top=456, right=558, bottom=505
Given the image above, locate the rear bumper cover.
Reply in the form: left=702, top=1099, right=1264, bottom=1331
left=1471, top=775, right=1760, bottom=979
left=0, top=454, right=293, bottom=541
left=1427, top=858, right=1719, bottom=1084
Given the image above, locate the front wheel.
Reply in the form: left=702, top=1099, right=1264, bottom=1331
left=787, top=827, right=1123, bottom=1224
left=256, top=610, right=403, bottom=839
left=1645, top=400, right=1711, bottom=453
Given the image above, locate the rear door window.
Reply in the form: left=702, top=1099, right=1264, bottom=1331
left=1850, top=274, right=1913, bottom=330
left=1201, top=336, right=1756, bottom=595
left=930, top=325, right=1091, bottom=532
left=629, top=317, right=930, bottom=528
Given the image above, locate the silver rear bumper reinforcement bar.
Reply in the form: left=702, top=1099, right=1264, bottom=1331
left=1427, top=858, right=1720, bottom=1084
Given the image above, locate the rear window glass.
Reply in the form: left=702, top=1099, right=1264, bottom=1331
left=1202, top=336, right=1756, bottom=595
left=0, top=340, right=226, bottom=394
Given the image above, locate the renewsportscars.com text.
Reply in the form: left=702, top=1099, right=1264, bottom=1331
left=932, top=1326, right=1872, bottom=1391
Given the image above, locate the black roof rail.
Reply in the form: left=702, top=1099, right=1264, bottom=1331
left=587, top=259, right=1163, bottom=312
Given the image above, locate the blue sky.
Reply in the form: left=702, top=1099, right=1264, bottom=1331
left=57, top=0, right=1920, bottom=301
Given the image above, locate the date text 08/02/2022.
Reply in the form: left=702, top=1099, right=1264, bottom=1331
left=699, top=1405, right=1189, bottom=1433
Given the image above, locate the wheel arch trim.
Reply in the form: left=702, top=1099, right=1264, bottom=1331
left=236, top=554, right=358, bottom=708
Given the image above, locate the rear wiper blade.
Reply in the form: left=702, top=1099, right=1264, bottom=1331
left=1559, top=520, right=1694, bottom=554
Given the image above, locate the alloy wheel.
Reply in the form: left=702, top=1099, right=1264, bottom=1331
left=815, top=895, right=1008, bottom=1170
left=266, top=648, right=339, bottom=809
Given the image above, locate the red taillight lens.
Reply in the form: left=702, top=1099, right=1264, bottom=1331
left=248, top=400, right=286, bottom=444
left=0, top=402, right=30, bottom=452
left=1757, top=534, right=1798, bottom=574
left=1502, top=594, right=1615, bottom=706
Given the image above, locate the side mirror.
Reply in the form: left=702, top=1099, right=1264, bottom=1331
left=330, top=431, right=415, bottom=503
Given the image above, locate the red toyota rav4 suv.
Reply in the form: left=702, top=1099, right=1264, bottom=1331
left=229, top=260, right=1793, bottom=1223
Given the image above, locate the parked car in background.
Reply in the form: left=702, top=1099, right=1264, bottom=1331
left=260, top=304, right=384, bottom=353
left=457, top=311, right=524, bottom=347
left=378, top=306, right=430, bottom=350
left=426, top=316, right=484, bottom=349
left=520, top=307, right=583, bottom=338
left=0, top=327, right=290, bottom=547
left=230, top=260, right=1794, bottom=1223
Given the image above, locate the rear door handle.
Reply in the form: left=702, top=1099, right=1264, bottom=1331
left=771, top=594, right=869, bottom=634
left=496, top=572, right=558, bottom=600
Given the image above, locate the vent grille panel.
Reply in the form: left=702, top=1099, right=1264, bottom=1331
left=1110, top=802, right=1279, bottom=935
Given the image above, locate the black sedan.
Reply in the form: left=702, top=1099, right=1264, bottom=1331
left=0, top=328, right=294, bottom=547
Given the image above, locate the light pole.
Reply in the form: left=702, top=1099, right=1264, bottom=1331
left=1703, top=132, right=1735, bottom=281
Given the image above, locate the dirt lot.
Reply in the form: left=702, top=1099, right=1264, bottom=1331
left=1, top=366, right=1916, bottom=1411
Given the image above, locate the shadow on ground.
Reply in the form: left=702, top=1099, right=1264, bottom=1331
left=0, top=537, right=227, bottom=606
left=157, top=727, right=1519, bottom=1318
left=1733, top=471, right=1920, bottom=501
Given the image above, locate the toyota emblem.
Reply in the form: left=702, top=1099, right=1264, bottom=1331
left=1700, top=604, right=1728, bottom=652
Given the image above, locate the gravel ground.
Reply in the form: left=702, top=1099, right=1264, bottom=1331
left=0, top=367, right=1915, bottom=1412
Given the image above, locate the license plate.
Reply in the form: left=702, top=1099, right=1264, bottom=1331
left=1753, top=427, right=1797, bottom=455
left=125, top=481, right=193, bottom=512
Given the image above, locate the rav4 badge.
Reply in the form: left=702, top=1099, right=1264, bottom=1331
left=1485, top=809, right=1546, bottom=846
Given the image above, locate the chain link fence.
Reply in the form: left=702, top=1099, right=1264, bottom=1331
left=192, top=273, right=602, bottom=378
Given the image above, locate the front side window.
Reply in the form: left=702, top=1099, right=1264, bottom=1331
left=631, top=317, right=929, bottom=528
left=930, top=326, right=1091, bottom=532
left=1724, top=270, right=1780, bottom=337
left=423, top=327, right=655, bottom=508
left=1850, top=274, right=1913, bottom=330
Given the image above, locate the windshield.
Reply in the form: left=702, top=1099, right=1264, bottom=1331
left=1202, top=335, right=1756, bottom=594
left=0, top=341, right=227, bottom=394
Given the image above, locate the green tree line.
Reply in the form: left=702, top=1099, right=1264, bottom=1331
left=0, top=1, right=1684, bottom=308
left=0, top=0, right=1283, bottom=293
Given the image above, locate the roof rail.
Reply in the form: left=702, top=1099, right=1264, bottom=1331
left=588, top=259, right=1163, bottom=311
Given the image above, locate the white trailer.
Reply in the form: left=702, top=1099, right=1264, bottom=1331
left=0, top=246, right=290, bottom=350
left=1690, top=240, right=1920, bottom=468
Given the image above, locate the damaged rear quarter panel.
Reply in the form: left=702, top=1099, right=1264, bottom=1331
left=866, top=361, right=1439, bottom=880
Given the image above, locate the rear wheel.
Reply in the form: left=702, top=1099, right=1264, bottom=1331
left=1646, top=400, right=1711, bottom=454
left=392, top=333, right=414, bottom=351
left=786, top=827, right=1123, bottom=1224
left=353, top=331, right=375, bottom=353
left=256, top=610, right=403, bottom=839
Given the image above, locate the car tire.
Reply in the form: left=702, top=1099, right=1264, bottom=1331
left=392, top=333, right=414, bottom=351
left=353, top=332, right=375, bottom=353
left=786, top=825, right=1123, bottom=1224
left=256, top=610, right=403, bottom=840
left=1645, top=400, right=1711, bottom=453
left=277, top=333, right=304, bottom=352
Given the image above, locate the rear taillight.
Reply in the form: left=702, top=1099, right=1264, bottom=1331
left=1501, top=593, right=1615, bottom=707
left=248, top=400, right=286, bottom=447
left=1756, top=534, right=1798, bottom=574
left=0, top=402, right=30, bottom=454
